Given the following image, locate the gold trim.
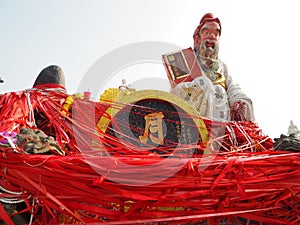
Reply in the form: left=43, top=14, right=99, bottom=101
left=213, top=72, right=226, bottom=90
left=97, top=90, right=208, bottom=144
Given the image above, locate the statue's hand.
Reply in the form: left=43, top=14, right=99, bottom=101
left=230, top=101, right=246, bottom=121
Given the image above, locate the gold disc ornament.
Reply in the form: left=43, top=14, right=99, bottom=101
left=98, top=89, right=208, bottom=154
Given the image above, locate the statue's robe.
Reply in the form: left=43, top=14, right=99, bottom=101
left=170, top=59, right=255, bottom=121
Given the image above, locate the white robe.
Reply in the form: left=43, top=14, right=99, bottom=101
left=170, top=60, right=255, bottom=121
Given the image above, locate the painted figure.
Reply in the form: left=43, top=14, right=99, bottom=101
left=170, top=13, right=255, bottom=121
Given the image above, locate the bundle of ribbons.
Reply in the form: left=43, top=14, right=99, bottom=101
left=0, top=89, right=299, bottom=225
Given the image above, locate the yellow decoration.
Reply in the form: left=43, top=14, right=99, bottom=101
left=99, top=88, right=122, bottom=102
left=61, top=93, right=84, bottom=115
left=99, top=87, right=135, bottom=103
left=62, top=95, right=74, bottom=115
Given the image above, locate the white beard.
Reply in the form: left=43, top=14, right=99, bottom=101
left=196, top=40, right=219, bottom=62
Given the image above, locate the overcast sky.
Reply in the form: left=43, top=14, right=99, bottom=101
left=1, top=0, right=300, bottom=139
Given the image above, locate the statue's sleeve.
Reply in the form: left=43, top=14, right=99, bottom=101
left=224, top=64, right=255, bottom=121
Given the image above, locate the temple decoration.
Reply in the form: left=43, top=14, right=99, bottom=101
left=98, top=89, right=208, bottom=156
left=139, top=112, right=165, bottom=145
left=0, top=86, right=298, bottom=225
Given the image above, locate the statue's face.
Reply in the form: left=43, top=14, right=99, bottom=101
left=196, top=21, right=221, bottom=60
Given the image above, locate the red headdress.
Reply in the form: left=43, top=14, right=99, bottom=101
left=193, top=13, right=222, bottom=50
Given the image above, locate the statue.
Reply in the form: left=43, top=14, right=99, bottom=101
left=287, top=120, right=300, bottom=139
left=274, top=120, right=300, bottom=151
left=118, top=79, right=131, bottom=91
left=165, top=13, right=255, bottom=122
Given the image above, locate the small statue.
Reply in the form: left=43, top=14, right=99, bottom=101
left=287, top=120, right=300, bottom=139
left=118, top=79, right=135, bottom=94
left=273, top=120, right=300, bottom=151
left=119, top=79, right=130, bottom=90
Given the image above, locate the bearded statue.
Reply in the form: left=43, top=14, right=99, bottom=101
left=170, top=13, right=255, bottom=122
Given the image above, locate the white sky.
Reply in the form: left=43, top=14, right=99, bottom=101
left=1, top=0, right=300, bottom=139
